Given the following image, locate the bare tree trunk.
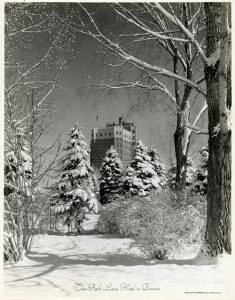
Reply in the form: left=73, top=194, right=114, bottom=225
left=17, top=198, right=24, bottom=260
left=23, top=198, right=29, bottom=249
left=49, top=206, right=52, bottom=230
left=23, top=209, right=33, bottom=255
left=173, top=54, right=186, bottom=193
left=204, top=2, right=231, bottom=256
left=218, top=2, right=231, bottom=254
left=173, top=4, right=193, bottom=199
left=67, top=224, right=70, bottom=235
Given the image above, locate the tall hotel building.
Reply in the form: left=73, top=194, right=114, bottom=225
left=90, top=117, right=137, bottom=169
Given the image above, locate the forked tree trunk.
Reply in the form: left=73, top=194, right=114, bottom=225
left=204, top=3, right=231, bottom=256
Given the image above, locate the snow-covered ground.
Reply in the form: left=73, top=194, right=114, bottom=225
left=3, top=214, right=234, bottom=300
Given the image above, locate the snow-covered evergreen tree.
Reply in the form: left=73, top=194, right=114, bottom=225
left=147, top=146, right=167, bottom=188
left=193, top=146, right=208, bottom=195
left=168, top=155, right=195, bottom=190
left=5, top=126, right=32, bottom=198
left=52, top=123, right=98, bottom=232
left=99, top=146, right=123, bottom=204
left=122, top=141, right=162, bottom=196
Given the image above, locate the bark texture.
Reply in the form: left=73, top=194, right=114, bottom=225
left=204, top=2, right=231, bottom=256
left=219, top=2, right=231, bottom=254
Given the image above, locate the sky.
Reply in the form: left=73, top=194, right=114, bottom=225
left=5, top=2, right=208, bottom=166
left=42, top=36, right=177, bottom=164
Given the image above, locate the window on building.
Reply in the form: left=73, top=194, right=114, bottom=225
left=109, top=132, right=111, bottom=135
left=100, top=133, right=102, bottom=136
left=132, top=130, right=135, bottom=133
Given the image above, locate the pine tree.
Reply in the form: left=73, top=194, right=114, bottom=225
left=52, top=123, right=98, bottom=233
left=5, top=126, right=32, bottom=198
left=147, top=146, right=167, bottom=188
left=99, top=146, right=123, bottom=204
left=122, top=140, right=161, bottom=196
left=168, top=155, right=195, bottom=190
left=194, top=146, right=208, bottom=195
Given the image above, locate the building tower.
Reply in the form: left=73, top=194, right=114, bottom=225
left=90, top=117, right=137, bottom=170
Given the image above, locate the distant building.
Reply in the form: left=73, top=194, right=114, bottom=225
left=90, top=117, right=137, bottom=169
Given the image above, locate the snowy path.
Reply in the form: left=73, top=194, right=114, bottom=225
left=3, top=215, right=234, bottom=300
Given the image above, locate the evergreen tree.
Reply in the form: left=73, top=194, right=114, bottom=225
left=5, top=126, right=32, bottom=198
left=122, top=141, right=161, bottom=196
left=147, top=146, right=167, bottom=188
left=168, top=155, right=195, bottom=190
left=194, top=146, right=208, bottom=195
left=52, top=123, right=98, bottom=233
left=99, top=146, right=123, bottom=204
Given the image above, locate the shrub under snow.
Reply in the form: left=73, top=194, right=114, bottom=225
left=96, top=190, right=206, bottom=260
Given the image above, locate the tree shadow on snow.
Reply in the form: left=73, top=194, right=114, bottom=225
left=5, top=247, right=215, bottom=285
left=5, top=250, right=150, bottom=283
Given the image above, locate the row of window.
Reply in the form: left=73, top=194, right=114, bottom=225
left=96, top=129, right=135, bottom=137
left=97, top=132, right=112, bottom=137
left=95, top=139, right=113, bottom=142
left=96, top=132, right=131, bottom=139
left=94, top=137, right=135, bottom=143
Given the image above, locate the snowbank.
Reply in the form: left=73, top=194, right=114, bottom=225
left=3, top=215, right=234, bottom=300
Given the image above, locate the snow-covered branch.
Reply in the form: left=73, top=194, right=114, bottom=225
left=89, top=80, right=178, bottom=112
left=192, top=101, right=208, bottom=128
left=154, top=3, right=207, bottom=63
left=187, top=124, right=208, bottom=135
left=78, top=4, right=206, bottom=97
left=6, top=25, right=65, bottom=95
left=115, top=4, right=191, bottom=43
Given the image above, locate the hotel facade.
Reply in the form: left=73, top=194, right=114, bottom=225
left=90, top=117, right=137, bottom=169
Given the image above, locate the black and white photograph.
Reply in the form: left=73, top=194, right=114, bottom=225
left=2, top=1, right=234, bottom=300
